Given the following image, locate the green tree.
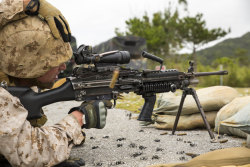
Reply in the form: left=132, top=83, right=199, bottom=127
left=179, top=13, right=230, bottom=71
left=234, top=48, right=249, bottom=66
left=115, top=7, right=183, bottom=65
left=212, top=57, right=233, bottom=67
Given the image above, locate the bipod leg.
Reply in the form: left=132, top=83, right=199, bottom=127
left=190, top=88, right=215, bottom=139
left=172, top=90, right=187, bottom=135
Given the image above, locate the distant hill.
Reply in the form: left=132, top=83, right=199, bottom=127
left=196, top=32, right=250, bottom=64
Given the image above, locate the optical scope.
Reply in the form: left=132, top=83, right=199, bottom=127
left=74, top=45, right=130, bottom=65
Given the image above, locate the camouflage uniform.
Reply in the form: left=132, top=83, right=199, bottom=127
left=0, top=1, right=85, bottom=166
left=0, top=0, right=27, bottom=29
left=0, top=88, right=84, bottom=166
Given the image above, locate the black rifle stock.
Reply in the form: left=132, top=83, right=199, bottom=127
left=3, top=45, right=228, bottom=126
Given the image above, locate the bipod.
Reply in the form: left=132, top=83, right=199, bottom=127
left=172, top=87, right=215, bottom=139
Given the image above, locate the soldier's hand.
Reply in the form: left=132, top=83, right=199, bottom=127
left=39, top=0, right=71, bottom=42
left=25, top=0, right=71, bottom=42
left=103, top=100, right=113, bottom=109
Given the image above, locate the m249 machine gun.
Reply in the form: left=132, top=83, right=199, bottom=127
left=4, top=45, right=228, bottom=139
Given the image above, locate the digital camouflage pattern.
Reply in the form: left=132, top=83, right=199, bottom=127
left=0, top=0, right=27, bottom=29
left=0, top=1, right=85, bottom=166
left=0, top=87, right=85, bottom=167
left=93, top=36, right=147, bottom=70
left=0, top=11, right=72, bottom=78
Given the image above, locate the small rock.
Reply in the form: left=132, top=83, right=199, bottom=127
left=92, top=146, right=99, bottom=149
left=140, top=157, right=148, bottom=160
left=117, top=144, right=123, bottom=147
left=154, top=139, right=160, bottom=142
left=189, top=143, right=197, bottom=147
left=129, top=143, right=137, bottom=148
left=139, top=130, right=144, bottom=132
left=179, top=156, right=187, bottom=161
left=116, top=138, right=126, bottom=141
left=176, top=151, right=185, bottom=154
left=156, top=147, right=164, bottom=152
left=111, top=161, right=125, bottom=166
left=139, top=145, right=147, bottom=150
left=184, top=141, right=192, bottom=143
left=177, top=138, right=183, bottom=141
left=95, top=162, right=102, bottom=166
left=90, top=137, right=95, bottom=140
left=131, top=152, right=142, bottom=158
left=152, top=155, right=159, bottom=159
left=103, top=136, right=109, bottom=139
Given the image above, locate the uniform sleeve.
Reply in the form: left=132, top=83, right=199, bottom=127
left=0, top=88, right=85, bottom=167
left=0, top=0, right=27, bottom=29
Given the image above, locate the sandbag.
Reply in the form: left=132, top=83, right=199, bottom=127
left=154, top=111, right=217, bottom=130
left=148, top=147, right=250, bottom=167
left=214, top=96, right=250, bottom=138
left=155, top=86, right=239, bottom=115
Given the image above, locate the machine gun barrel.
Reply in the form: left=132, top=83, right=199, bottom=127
left=192, top=70, right=228, bottom=77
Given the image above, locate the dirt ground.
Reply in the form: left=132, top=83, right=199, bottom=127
left=44, top=101, right=245, bottom=167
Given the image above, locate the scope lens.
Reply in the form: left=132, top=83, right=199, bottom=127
left=99, top=51, right=130, bottom=64
left=119, top=51, right=130, bottom=64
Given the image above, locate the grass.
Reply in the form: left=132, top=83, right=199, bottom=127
left=116, top=93, right=144, bottom=113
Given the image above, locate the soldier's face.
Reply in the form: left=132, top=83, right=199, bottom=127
left=36, top=63, right=66, bottom=88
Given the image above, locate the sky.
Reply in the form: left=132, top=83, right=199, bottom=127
left=47, top=0, right=250, bottom=53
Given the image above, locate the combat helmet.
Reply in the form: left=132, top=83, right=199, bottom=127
left=0, top=16, right=72, bottom=78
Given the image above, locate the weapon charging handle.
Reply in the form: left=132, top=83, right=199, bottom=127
left=142, top=51, right=164, bottom=71
left=142, top=51, right=163, bottom=64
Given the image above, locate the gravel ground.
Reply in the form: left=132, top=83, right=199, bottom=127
left=44, top=101, right=245, bottom=167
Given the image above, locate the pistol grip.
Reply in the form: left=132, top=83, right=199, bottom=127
left=138, top=94, right=156, bottom=122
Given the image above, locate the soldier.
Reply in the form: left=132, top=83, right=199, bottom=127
left=0, top=0, right=107, bottom=166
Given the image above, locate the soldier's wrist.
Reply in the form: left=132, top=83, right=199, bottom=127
left=71, top=111, right=84, bottom=127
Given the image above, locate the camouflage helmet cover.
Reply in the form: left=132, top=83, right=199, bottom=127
left=0, top=16, right=72, bottom=78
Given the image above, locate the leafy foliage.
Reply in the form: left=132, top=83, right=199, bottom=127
left=115, top=8, right=183, bottom=61
left=180, top=14, right=229, bottom=46
left=178, top=13, right=229, bottom=71
left=116, top=6, right=229, bottom=71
